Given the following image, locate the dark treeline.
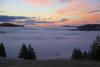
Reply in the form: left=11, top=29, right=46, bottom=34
left=71, top=48, right=88, bottom=60
left=71, top=35, right=100, bottom=61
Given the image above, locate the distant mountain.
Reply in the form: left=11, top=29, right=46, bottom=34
left=77, top=24, right=100, bottom=31
left=0, top=23, right=24, bottom=27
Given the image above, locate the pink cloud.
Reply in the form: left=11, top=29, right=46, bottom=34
left=24, top=0, right=100, bottom=25
left=25, top=0, right=53, bottom=6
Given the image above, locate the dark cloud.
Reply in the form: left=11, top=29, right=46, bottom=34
left=87, top=10, right=100, bottom=13
left=0, top=15, right=50, bottom=25
left=0, top=15, right=28, bottom=22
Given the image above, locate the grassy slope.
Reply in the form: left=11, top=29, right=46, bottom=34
left=0, top=58, right=100, bottom=67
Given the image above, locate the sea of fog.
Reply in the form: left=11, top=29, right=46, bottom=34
left=0, top=27, right=99, bottom=60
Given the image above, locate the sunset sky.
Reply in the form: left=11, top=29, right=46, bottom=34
left=0, top=0, right=100, bottom=26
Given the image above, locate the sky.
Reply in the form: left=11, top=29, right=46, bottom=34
left=0, top=0, right=100, bottom=26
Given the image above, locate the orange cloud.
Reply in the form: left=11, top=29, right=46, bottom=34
left=51, top=0, right=100, bottom=25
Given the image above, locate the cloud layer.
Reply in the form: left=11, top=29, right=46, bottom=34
left=0, top=15, right=28, bottom=22
left=0, top=0, right=100, bottom=26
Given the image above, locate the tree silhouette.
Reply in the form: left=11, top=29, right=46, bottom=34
left=0, top=43, right=6, bottom=57
left=71, top=48, right=83, bottom=59
left=27, top=44, right=36, bottom=60
left=90, top=36, right=100, bottom=60
left=18, top=43, right=36, bottom=60
left=18, top=43, right=28, bottom=59
left=83, top=51, right=88, bottom=59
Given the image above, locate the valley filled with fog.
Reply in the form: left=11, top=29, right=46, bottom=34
left=0, top=27, right=99, bottom=60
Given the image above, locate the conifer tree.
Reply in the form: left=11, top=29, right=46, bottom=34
left=27, top=44, right=36, bottom=60
left=83, top=51, right=88, bottom=59
left=18, top=43, right=28, bottom=59
left=0, top=44, right=1, bottom=56
left=90, top=36, right=100, bottom=60
left=18, top=43, right=36, bottom=60
left=0, top=43, right=6, bottom=57
left=71, top=48, right=83, bottom=59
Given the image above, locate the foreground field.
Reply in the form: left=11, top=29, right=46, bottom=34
left=0, top=58, right=100, bottom=67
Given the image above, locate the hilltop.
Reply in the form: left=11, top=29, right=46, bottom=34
left=0, top=23, right=24, bottom=27
left=77, top=24, right=100, bottom=31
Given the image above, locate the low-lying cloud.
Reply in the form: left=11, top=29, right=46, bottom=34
left=0, top=15, right=28, bottom=22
